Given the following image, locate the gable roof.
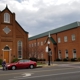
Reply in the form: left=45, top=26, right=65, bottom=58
left=49, top=37, right=57, bottom=45
left=1, top=5, right=13, bottom=14
left=1, top=6, right=28, bottom=34
left=45, top=37, right=57, bottom=45
left=16, top=21, right=28, bottom=33
left=29, top=21, right=80, bottom=40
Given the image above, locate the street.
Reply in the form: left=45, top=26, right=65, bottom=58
left=0, top=62, right=80, bottom=80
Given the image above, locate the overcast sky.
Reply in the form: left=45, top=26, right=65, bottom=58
left=0, top=0, right=80, bottom=37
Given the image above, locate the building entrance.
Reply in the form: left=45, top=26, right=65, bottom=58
left=4, top=51, right=9, bottom=63
left=3, top=46, right=10, bottom=63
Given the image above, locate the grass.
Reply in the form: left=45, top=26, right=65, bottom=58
left=37, top=62, right=46, bottom=65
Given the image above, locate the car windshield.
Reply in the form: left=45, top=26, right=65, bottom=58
left=24, top=60, right=30, bottom=62
left=12, top=60, right=30, bottom=63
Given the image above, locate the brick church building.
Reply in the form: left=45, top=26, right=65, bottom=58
left=29, top=21, right=80, bottom=61
left=0, top=6, right=29, bottom=63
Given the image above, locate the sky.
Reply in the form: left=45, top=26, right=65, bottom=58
left=0, top=0, right=80, bottom=37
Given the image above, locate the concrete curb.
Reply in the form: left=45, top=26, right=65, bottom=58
left=37, top=64, right=58, bottom=68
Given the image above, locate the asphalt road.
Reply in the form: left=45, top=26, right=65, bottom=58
left=0, top=62, right=80, bottom=80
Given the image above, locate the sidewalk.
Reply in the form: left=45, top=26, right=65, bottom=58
left=0, top=67, right=2, bottom=69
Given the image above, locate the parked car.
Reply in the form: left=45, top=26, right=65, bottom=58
left=7, top=59, right=37, bottom=70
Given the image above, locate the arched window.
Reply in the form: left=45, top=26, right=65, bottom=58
left=18, top=41, right=23, bottom=59
left=65, top=50, right=68, bottom=58
left=73, top=49, right=76, bottom=58
left=4, top=46, right=9, bottom=50
left=4, top=13, right=10, bottom=23
left=58, top=50, right=61, bottom=59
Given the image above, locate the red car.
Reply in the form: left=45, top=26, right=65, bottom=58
left=7, top=59, right=37, bottom=70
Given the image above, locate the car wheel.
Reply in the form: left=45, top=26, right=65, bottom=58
left=12, top=66, right=16, bottom=70
left=30, top=65, right=34, bottom=69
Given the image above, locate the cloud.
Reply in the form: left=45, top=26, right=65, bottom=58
left=0, top=0, right=80, bottom=37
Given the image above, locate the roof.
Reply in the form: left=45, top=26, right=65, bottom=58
left=29, top=21, right=80, bottom=40
left=45, top=37, right=57, bottom=45
left=49, top=37, right=57, bottom=45
left=1, top=5, right=12, bottom=14
left=1, top=5, right=28, bottom=34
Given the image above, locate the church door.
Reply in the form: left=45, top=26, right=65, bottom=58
left=4, top=51, right=9, bottom=63
left=3, top=46, right=10, bottom=63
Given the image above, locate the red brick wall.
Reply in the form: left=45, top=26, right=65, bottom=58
left=0, top=7, right=28, bottom=62
left=29, top=27, right=80, bottom=61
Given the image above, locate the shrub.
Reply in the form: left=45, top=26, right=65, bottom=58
left=71, top=58, right=78, bottom=61
left=63, top=58, right=69, bottom=61
left=29, top=57, right=37, bottom=62
left=55, top=58, right=62, bottom=61
left=42, top=59, right=46, bottom=61
left=12, top=58, right=19, bottom=63
left=0, top=59, right=3, bottom=65
left=36, top=58, right=40, bottom=61
left=29, top=58, right=46, bottom=62
left=37, top=59, right=46, bottom=61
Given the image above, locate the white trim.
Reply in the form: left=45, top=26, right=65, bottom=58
left=58, top=50, right=61, bottom=59
left=48, top=33, right=51, bottom=37
left=73, top=49, right=76, bottom=58
left=4, top=13, right=10, bottom=23
left=72, top=34, right=75, bottom=41
left=64, top=36, right=68, bottom=42
left=41, top=41, right=43, bottom=46
left=17, top=41, right=23, bottom=59
left=65, top=50, right=68, bottom=58
left=58, top=37, right=61, bottom=43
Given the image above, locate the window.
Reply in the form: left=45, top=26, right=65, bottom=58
left=4, top=13, right=10, bottom=23
left=65, top=50, right=68, bottom=58
left=29, top=54, right=31, bottom=58
left=37, top=42, right=39, bottom=46
left=32, top=44, right=33, bottom=47
left=18, top=41, right=22, bottom=59
left=41, top=53, right=43, bottom=59
left=73, top=49, right=76, bottom=58
left=34, top=53, right=36, bottom=58
left=41, top=41, right=43, bottom=46
left=72, top=34, right=75, bottom=41
left=44, top=40, right=46, bottom=44
left=4, top=46, right=10, bottom=50
left=64, top=36, right=68, bottom=42
left=58, top=50, right=61, bottom=59
left=38, top=55, right=40, bottom=59
left=34, top=43, right=36, bottom=46
left=58, top=37, right=61, bottom=43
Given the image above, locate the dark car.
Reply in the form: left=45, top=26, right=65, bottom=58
left=7, top=59, right=37, bottom=70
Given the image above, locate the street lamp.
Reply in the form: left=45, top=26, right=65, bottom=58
left=47, top=41, right=50, bottom=66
